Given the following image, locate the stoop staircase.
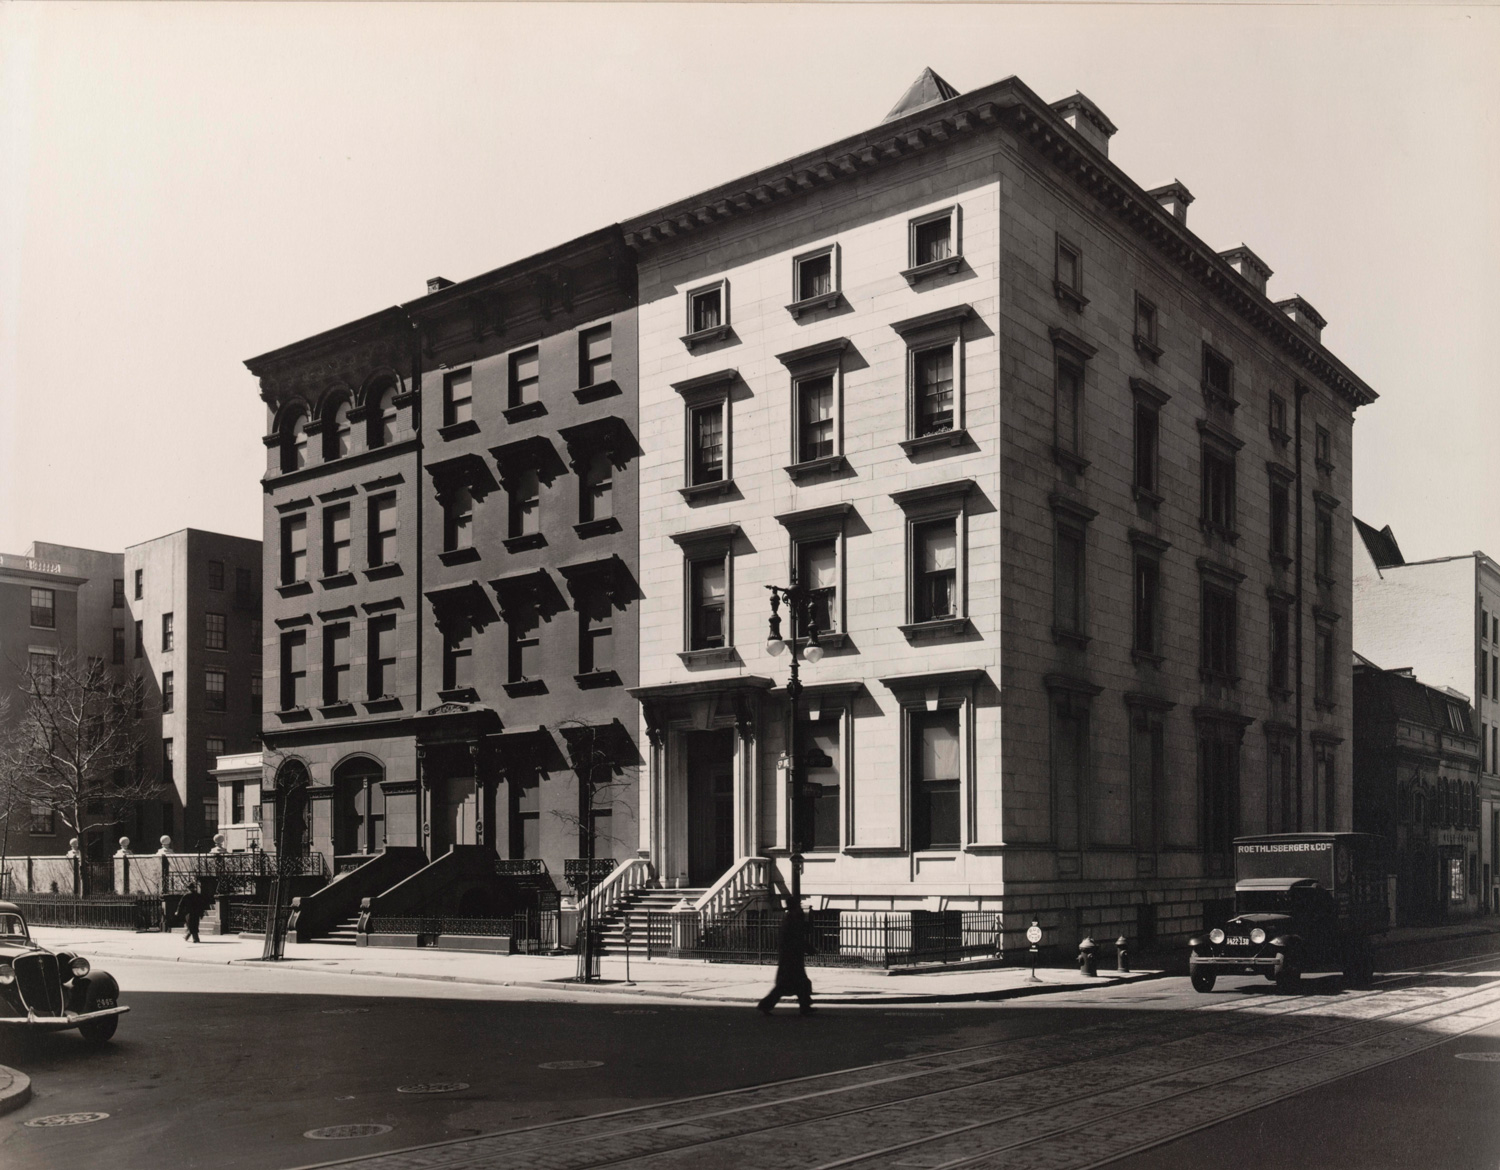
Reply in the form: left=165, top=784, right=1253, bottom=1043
left=309, top=912, right=361, bottom=946
left=594, top=887, right=705, bottom=955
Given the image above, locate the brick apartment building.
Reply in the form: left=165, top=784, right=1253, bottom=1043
left=624, top=69, right=1376, bottom=948
left=246, top=228, right=640, bottom=915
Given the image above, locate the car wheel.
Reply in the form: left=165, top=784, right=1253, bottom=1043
left=1190, top=971, right=1216, bottom=993
left=78, top=1015, right=118, bottom=1044
left=1275, top=956, right=1301, bottom=993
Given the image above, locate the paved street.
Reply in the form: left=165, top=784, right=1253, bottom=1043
left=2, top=938, right=1498, bottom=1170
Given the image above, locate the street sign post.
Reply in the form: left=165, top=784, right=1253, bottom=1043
left=622, top=919, right=635, bottom=986
left=1026, top=920, right=1043, bottom=983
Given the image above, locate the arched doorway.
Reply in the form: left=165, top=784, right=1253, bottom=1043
left=333, top=757, right=386, bottom=856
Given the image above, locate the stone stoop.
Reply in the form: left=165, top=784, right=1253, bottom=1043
left=594, top=887, right=706, bottom=954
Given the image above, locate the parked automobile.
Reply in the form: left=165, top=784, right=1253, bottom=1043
left=1189, top=833, right=1388, bottom=993
left=0, top=901, right=128, bottom=1042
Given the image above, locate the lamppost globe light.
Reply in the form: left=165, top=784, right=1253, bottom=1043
left=803, top=641, right=824, bottom=664
left=766, top=636, right=787, bottom=657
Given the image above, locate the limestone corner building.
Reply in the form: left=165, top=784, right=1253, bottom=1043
left=247, top=69, right=1376, bottom=948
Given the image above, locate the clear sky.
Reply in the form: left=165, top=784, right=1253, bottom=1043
left=2, top=3, right=1496, bottom=563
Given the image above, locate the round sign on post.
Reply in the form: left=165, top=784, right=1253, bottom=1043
left=1026, top=923, right=1043, bottom=945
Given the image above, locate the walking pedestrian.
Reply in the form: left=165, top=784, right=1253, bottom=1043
left=183, top=880, right=203, bottom=943
left=757, top=903, right=815, bottom=1015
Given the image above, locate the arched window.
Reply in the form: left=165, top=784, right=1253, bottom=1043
left=281, top=410, right=309, bottom=473
left=325, top=399, right=352, bottom=461
left=1412, top=789, right=1425, bottom=829
left=368, top=384, right=399, bottom=449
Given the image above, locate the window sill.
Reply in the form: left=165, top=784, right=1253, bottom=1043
left=575, top=669, right=622, bottom=690
left=436, top=687, right=478, bottom=704
left=574, top=379, right=621, bottom=404
left=1130, top=649, right=1164, bottom=668
left=790, top=632, right=850, bottom=655
left=503, top=679, right=548, bottom=698
left=785, top=291, right=842, bottom=319
left=901, top=428, right=970, bottom=457
left=679, top=479, right=735, bottom=504
left=574, top=517, right=622, bottom=539
left=1201, top=386, right=1239, bottom=413
left=1269, top=686, right=1293, bottom=702
left=1053, top=446, right=1090, bottom=475
left=1199, top=522, right=1239, bottom=544
left=437, top=547, right=481, bottom=567
left=1269, top=427, right=1291, bottom=446
left=319, top=572, right=357, bottom=589
left=1270, top=552, right=1293, bottom=570
left=364, top=562, right=403, bottom=581
left=784, top=454, right=850, bottom=482
left=438, top=420, right=480, bottom=441
left=1052, top=626, right=1091, bottom=649
left=1316, top=459, right=1335, bottom=476
left=899, top=617, right=971, bottom=642
left=900, top=256, right=963, bottom=285
left=1133, top=485, right=1163, bottom=508
left=1315, top=574, right=1337, bottom=592
left=1054, top=282, right=1089, bottom=311
left=503, top=401, right=547, bottom=424
left=1133, top=334, right=1163, bottom=362
left=503, top=534, right=547, bottom=554
left=276, top=707, right=313, bottom=723
left=680, top=324, right=733, bottom=351
left=317, top=702, right=357, bottom=718
left=363, top=696, right=403, bottom=713
left=678, top=647, right=740, bottom=668
left=276, top=580, right=313, bottom=598
left=1314, top=699, right=1337, bottom=713
left=1198, top=672, right=1240, bottom=687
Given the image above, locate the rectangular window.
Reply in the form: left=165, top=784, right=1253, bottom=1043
left=511, top=780, right=539, bottom=859
left=1486, top=650, right=1491, bottom=698
left=236, top=567, right=254, bottom=606
left=29, top=651, right=56, bottom=695
left=162, top=612, right=175, bottom=652
left=1053, top=523, right=1086, bottom=637
left=113, top=627, right=125, bottom=665
left=1269, top=393, right=1288, bottom=438
left=443, top=369, right=472, bottom=426
left=797, top=538, right=839, bottom=635
left=323, top=624, right=350, bottom=704
left=1134, top=294, right=1157, bottom=349
left=1315, top=624, right=1336, bottom=705
left=578, top=589, right=614, bottom=674
left=29, top=801, right=55, bottom=835
left=1055, top=354, right=1083, bottom=455
left=913, top=519, right=958, bottom=624
left=280, top=631, right=307, bottom=710
left=1133, top=401, right=1158, bottom=495
left=1129, top=708, right=1165, bottom=850
left=443, top=487, right=473, bottom=552
left=1270, top=477, right=1290, bottom=560
left=324, top=504, right=351, bottom=576
left=113, top=578, right=125, bottom=608
left=1316, top=425, right=1333, bottom=469
left=1316, top=508, right=1334, bottom=581
left=202, top=795, right=220, bottom=836
left=367, top=616, right=397, bottom=698
left=796, top=250, right=834, bottom=300
left=231, top=782, right=245, bottom=824
left=207, top=560, right=224, bottom=591
left=1270, top=599, right=1291, bottom=693
left=579, top=325, right=612, bottom=388
left=508, top=348, right=540, bottom=408
left=911, top=708, right=961, bottom=851
left=689, top=558, right=728, bottom=650
left=1202, top=346, right=1234, bottom=404
left=1055, top=235, right=1081, bottom=294
left=1133, top=555, right=1160, bottom=656
left=162, top=671, right=175, bottom=713
left=913, top=346, right=955, bottom=437
left=369, top=494, right=397, bottom=566
left=442, top=630, right=473, bottom=692
left=163, top=738, right=174, bottom=784
left=795, top=374, right=836, bottom=463
left=134, top=568, right=143, bottom=600
left=205, top=669, right=227, bottom=712
left=1201, top=583, right=1237, bottom=681
left=1315, top=746, right=1336, bottom=831
left=803, top=716, right=841, bottom=851
left=690, top=402, right=725, bottom=485
left=689, top=285, right=723, bottom=333
left=134, top=619, right=143, bottom=659
left=579, top=452, right=613, bottom=523
left=205, top=612, right=226, bottom=651
left=1201, top=448, right=1236, bottom=536
left=507, top=614, right=541, bottom=683
left=1199, top=723, right=1240, bottom=854
left=508, top=468, right=541, bottom=539
left=29, top=587, right=54, bottom=629
left=911, top=212, right=953, bottom=266
left=281, top=514, right=307, bottom=584
left=207, top=736, right=225, bottom=759
left=249, top=674, right=262, bottom=715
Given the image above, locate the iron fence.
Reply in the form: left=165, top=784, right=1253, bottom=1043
left=10, top=895, right=164, bottom=932
left=652, top=909, right=1003, bottom=967
left=223, top=901, right=293, bottom=936
left=164, top=851, right=328, bottom=895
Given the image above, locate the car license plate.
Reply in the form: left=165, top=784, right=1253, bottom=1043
left=1227, top=937, right=1250, bottom=947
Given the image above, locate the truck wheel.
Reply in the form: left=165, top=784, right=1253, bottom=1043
left=1345, top=947, right=1376, bottom=986
left=1275, top=956, right=1301, bottom=993
left=78, top=1015, right=118, bottom=1044
left=1190, top=971, right=1216, bottom=993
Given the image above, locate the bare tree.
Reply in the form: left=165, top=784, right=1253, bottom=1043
left=0, top=650, right=162, bottom=893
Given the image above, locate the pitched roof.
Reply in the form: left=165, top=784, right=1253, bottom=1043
left=1355, top=665, right=1473, bottom=735
left=1354, top=517, right=1404, bottom=568
left=882, top=67, right=960, bottom=123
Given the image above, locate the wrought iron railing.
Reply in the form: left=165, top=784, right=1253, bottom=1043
left=495, top=859, right=548, bottom=877
left=578, top=857, right=651, bottom=923
left=223, top=901, right=293, bottom=936
left=563, top=857, right=616, bottom=894
left=164, top=851, right=328, bottom=894
left=10, top=895, right=164, bottom=932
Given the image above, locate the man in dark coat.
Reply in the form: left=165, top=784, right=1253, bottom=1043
left=757, top=904, right=814, bottom=1015
left=182, top=881, right=204, bottom=943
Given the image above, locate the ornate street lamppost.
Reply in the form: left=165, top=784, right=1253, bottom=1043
left=765, top=573, right=823, bottom=907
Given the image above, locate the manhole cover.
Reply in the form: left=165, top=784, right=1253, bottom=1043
left=321, top=1008, right=370, bottom=1015
left=304, top=1124, right=393, bottom=1140
left=1455, top=1051, right=1500, bottom=1062
left=24, top=1113, right=110, bottom=1128
left=614, top=1009, right=658, bottom=1015
left=397, top=1082, right=470, bottom=1094
left=884, top=1011, right=941, bottom=1017
left=538, top=1060, right=603, bottom=1070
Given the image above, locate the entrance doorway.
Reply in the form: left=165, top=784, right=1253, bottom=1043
left=685, top=729, right=734, bottom=886
left=332, top=758, right=385, bottom=856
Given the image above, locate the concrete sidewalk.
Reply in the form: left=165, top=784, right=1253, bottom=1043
left=27, top=925, right=1161, bottom=1006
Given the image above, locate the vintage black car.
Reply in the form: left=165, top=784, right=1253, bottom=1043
left=0, top=901, right=128, bottom=1042
left=1189, top=833, right=1387, bottom=993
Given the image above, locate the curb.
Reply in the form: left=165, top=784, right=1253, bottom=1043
left=0, top=1064, right=33, bottom=1117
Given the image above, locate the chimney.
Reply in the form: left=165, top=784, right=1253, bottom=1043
left=1147, top=181, right=1194, bottom=224
left=1275, top=296, right=1326, bottom=344
left=1049, top=92, right=1116, bottom=157
left=426, top=276, right=455, bottom=294
left=1218, top=245, right=1273, bottom=296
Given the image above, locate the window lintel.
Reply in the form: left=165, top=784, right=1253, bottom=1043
left=671, top=368, right=737, bottom=403
left=1128, top=528, right=1171, bottom=554
left=489, top=436, right=567, bottom=484
left=1266, top=461, right=1296, bottom=484
left=1122, top=691, right=1176, bottom=713
left=1197, top=557, right=1247, bottom=586
left=890, top=304, right=973, bottom=340
left=1048, top=325, right=1097, bottom=360
left=774, top=501, right=854, bottom=537
left=879, top=668, right=989, bottom=704
left=1042, top=673, right=1103, bottom=699
left=1129, top=377, right=1170, bottom=407
left=890, top=478, right=975, bottom=515
left=775, top=337, right=850, bottom=370
left=1314, top=489, right=1342, bottom=511
left=1049, top=492, right=1098, bottom=524
left=670, top=523, right=741, bottom=559
left=1197, top=418, right=1245, bottom=452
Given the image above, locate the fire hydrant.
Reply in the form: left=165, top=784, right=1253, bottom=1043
left=1078, top=935, right=1097, bottom=977
left=1116, top=934, right=1130, bottom=973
